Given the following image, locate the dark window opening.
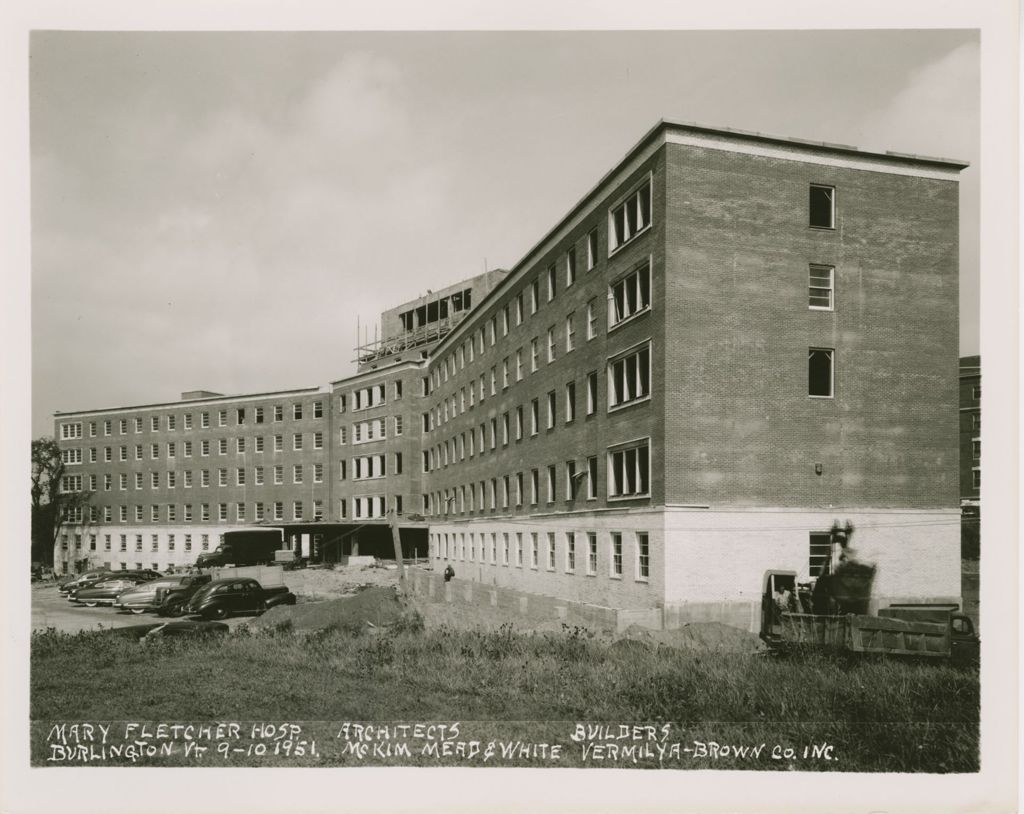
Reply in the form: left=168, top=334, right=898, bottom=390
left=808, top=348, right=834, bottom=397
left=809, top=185, right=835, bottom=229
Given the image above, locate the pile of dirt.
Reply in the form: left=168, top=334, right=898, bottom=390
left=621, top=622, right=763, bottom=653
left=253, top=586, right=407, bottom=632
left=283, top=563, right=400, bottom=601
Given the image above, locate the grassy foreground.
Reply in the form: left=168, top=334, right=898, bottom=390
left=31, top=621, right=979, bottom=771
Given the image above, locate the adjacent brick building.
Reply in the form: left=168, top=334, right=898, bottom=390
left=54, top=120, right=967, bottom=629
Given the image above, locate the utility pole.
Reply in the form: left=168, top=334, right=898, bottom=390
left=385, top=508, right=405, bottom=581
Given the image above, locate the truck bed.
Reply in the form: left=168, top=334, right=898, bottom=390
left=776, top=613, right=951, bottom=657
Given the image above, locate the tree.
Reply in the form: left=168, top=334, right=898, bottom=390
left=31, top=437, right=93, bottom=567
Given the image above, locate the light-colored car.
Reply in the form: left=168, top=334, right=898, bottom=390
left=112, top=574, right=212, bottom=616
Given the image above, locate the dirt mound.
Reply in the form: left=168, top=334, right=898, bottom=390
left=254, top=586, right=407, bottom=632
left=622, top=622, right=763, bottom=653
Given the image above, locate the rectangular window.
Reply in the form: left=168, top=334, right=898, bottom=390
left=609, top=262, right=651, bottom=327
left=255, top=406, right=264, bottom=424
left=587, top=456, right=598, bottom=499
left=972, top=437, right=981, bottom=461
left=566, top=460, right=578, bottom=501
left=184, top=504, right=192, bottom=522
left=236, top=437, right=245, bottom=453
left=293, top=403, right=303, bottom=420
left=587, top=300, right=598, bottom=340
left=516, top=349, right=523, bottom=381
left=547, top=327, right=556, bottom=363
left=314, top=399, right=324, bottom=417
left=515, top=292, right=524, bottom=325
left=531, top=338, right=539, bottom=372
left=809, top=184, right=835, bottom=229
left=237, top=468, right=246, bottom=486
left=547, top=465, right=556, bottom=503
left=218, top=438, right=227, bottom=455
left=809, top=532, right=832, bottom=577
left=218, top=410, right=227, bottom=427
left=636, top=532, right=650, bottom=581
left=201, top=504, right=211, bottom=521
left=587, top=532, right=598, bottom=575
left=608, top=345, right=650, bottom=409
left=973, top=385, right=981, bottom=400
left=254, top=466, right=264, bottom=485
left=586, top=228, right=598, bottom=271
left=274, top=502, right=284, bottom=521
left=313, top=431, right=323, bottom=449
left=608, top=439, right=651, bottom=499
left=565, top=532, right=576, bottom=573
left=200, top=412, right=209, bottom=429
left=255, top=503, right=264, bottom=522
left=972, top=468, right=981, bottom=489
left=200, top=469, right=210, bottom=487
left=566, top=247, right=577, bottom=287
left=184, top=470, right=193, bottom=487
left=104, top=420, right=112, bottom=435
left=274, top=465, right=283, bottom=485
left=530, top=399, right=539, bottom=436
left=515, top=532, right=524, bottom=567
left=611, top=532, right=623, bottom=577
left=293, top=501, right=303, bottom=520
left=546, top=264, right=556, bottom=301
left=586, top=371, right=598, bottom=415
left=313, top=463, right=323, bottom=483
left=530, top=278, right=539, bottom=314
left=274, top=405, right=283, bottom=422
left=218, top=469, right=228, bottom=487
left=566, top=381, right=577, bottom=423
left=609, top=178, right=652, bottom=252
left=274, top=435, right=283, bottom=452
left=184, top=440, right=192, bottom=457
left=565, top=313, right=576, bottom=351
left=502, top=533, right=510, bottom=566
left=201, top=439, right=210, bottom=456
left=809, top=264, right=835, bottom=310
left=236, top=503, right=246, bottom=522
left=808, top=348, right=835, bottom=398
left=313, top=500, right=323, bottom=521
left=515, top=406, right=524, bottom=441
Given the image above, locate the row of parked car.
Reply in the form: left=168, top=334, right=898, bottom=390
left=57, top=570, right=297, bottom=620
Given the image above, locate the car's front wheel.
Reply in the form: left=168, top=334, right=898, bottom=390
left=129, top=608, right=147, bottom=615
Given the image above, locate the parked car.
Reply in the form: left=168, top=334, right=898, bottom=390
left=183, top=578, right=296, bottom=620
left=58, top=570, right=112, bottom=596
left=112, top=574, right=212, bottom=616
left=71, top=572, right=162, bottom=607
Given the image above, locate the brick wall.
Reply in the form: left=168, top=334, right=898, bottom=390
left=661, top=141, right=960, bottom=509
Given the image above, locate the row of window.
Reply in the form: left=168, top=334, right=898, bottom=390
left=431, top=528, right=651, bottom=582
left=424, top=341, right=650, bottom=440
left=61, top=531, right=214, bottom=553
left=427, top=257, right=652, bottom=401
left=75, top=499, right=327, bottom=524
left=64, top=432, right=328, bottom=463
left=60, top=401, right=325, bottom=441
left=423, top=439, right=651, bottom=515
left=66, top=461, right=331, bottom=493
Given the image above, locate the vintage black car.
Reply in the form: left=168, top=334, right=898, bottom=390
left=58, top=570, right=112, bottom=596
left=112, top=574, right=212, bottom=615
left=183, top=578, right=296, bottom=620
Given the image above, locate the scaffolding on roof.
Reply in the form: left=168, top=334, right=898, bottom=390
left=353, top=311, right=469, bottom=365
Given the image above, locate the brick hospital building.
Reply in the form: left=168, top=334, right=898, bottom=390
left=54, top=120, right=967, bottom=628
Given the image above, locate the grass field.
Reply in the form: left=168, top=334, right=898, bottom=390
left=31, top=620, right=979, bottom=771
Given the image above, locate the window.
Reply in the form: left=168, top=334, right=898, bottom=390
left=237, top=468, right=246, bottom=486
left=611, top=532, right=623, bottom=577
left=218, top=438, right=227, bottom=455
left=274, top=465, right=283, bottom=485
left=274, top=405, right=283, bottom=422
left=972, top=467, right=981, bottom=489
left=184, top=470, right=193, bottom=487
left=586, top=371, right=598, bottom=415
left=973, top=385, right=981, bottom=400
left=808, top=348, right=835, bottom=398
left=293, top=501, right=303, bottom=520
left=587, top=532, right=598, bottom=575
left=586, top=228, right=598, bottom=271
left=972, top=437, right=980, bottom=461
left=586, top=456, right=598, bottom=499
left=254, top=503, right=264, bottom=521
left=184, top=413, right=193, bottom=430
left=608, top=345, right=650, bottom=409
left=218, top=469, right=228, bottom=487
left=274, top=435, right=283, bottom=452
left=530, top=278, right=539, bottom=314
left=119, top=419, right=127, bottom=434
left=293, top=403, right=303, bottom=420
left=120, top=446, right=128, bottom=462
left=530, top=338, right=539, bottom=372
left=515, top=292, right=524, bottom=325
left=610, top=262, right=651, bottom=327
left=547, top=465, right=557, bottom=503
left=565, top=532, right=576, bottom=573
left=184, top=440, right=193, bottom=457
left=255, top=466, right=264, bottom=485
left=201, top=439, right=210, bottom=456
left=150, top=471, right=159, bottom=488
left=609, top=178, right=651, bottom=252
left=566, top=460, right=578, bottom=501
left=200, top=469, right=210, bottom=487
left=119, top=473, right=128, bottom=490
left=136, top=417, right=144, bottom=433
left=587, top=300, right=598, bottom=340
left=273, top=502, right=284, bottom=521
left=809, top=184, right=835, bottom=229
left=184, top=505, right=192, bottom=522
left=636, top=532, right=650, bottom=581
left=120, top=505, right=128, bottom=522
left=516, top=349, right=523, bottom=381
left=60, top=422, right=83, bottom=440
left=809, top=532, right=832, bottom=577
left=236, top=437, right=245, bottom=453
left=104, top=474, right=112, bottom=491
left=608, top=439, right=650, bottom=499
left=530, top=399, right=539, bottom=436
left=546, top=264, right=556, bottom=301
left=313, top=430, right=324, bottom=449
left=255, top=406, right=264, bottom=424
left=104, top=420, right=112, bottom=436
left=565, top=313, right=576, bottom=351
left=515, top=532, right=524, bottom=567
left=218, top=410, right=227, bottom=427
left=809, top=264, right=834, bottom=310
left=135, top=472, right=143, bottom=490
left=566, top=381, right=576, bottom=423
left=293, top=433, right=303, bottom=451
left=547, top=328, right=556, bottom=363
left=200, top=412, right=210, bottom=429
left=314, top=399, right=324, bottom=417
left=502, top=305, right=509, bottom=336
left=313, top=500, right=324, bottom=521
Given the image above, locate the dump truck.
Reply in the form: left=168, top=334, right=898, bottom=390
left=759, top=570, right=979, bottom=664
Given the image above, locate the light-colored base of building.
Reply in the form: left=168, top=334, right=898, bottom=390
left=425, top=506, right=964, bottom=632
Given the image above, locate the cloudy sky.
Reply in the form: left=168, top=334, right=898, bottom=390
left=30, top=30, right=979, bottom=437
